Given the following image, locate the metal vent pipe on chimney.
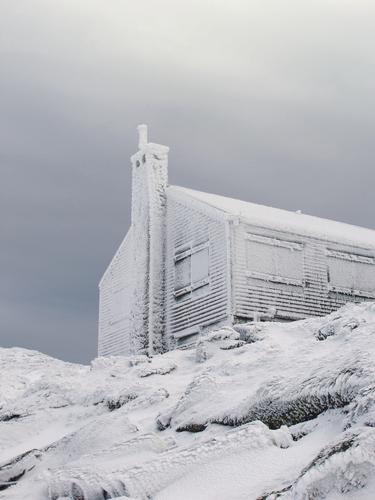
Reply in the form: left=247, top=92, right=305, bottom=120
left=137, top=124, right=148, bottom=149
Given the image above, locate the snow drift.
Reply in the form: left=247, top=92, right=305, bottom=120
left=1, top=302, right=375, bottom=499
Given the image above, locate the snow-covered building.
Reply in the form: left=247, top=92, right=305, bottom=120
left=98, top=125, right=375, bottom=356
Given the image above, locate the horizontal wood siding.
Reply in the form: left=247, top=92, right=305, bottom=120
left=232, top=222, right=375, bottom=321
left=166, top=197, right=230, bottom=346
left=98, top=230, right=134, bottom=356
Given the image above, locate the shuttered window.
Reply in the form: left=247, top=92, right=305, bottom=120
left=191, top=247, right=210, bottom=287
left=174, top=242, right=210, bottom=299
left=175, top=257, right=191, bottom=291
left=246, top=233, right=304, bottom=286
left=327, top=249, right=375, bottom=297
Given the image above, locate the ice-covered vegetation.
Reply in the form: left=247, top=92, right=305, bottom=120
left=2, top=302, right=375, bottom=499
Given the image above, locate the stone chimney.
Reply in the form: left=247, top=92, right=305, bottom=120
left=130, top=125, right=169, bottom=355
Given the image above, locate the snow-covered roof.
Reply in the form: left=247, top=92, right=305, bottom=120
left=169, top=186, right=375, bottom=250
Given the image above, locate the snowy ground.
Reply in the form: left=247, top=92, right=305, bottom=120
left=1, top=302, right=375, bottom=499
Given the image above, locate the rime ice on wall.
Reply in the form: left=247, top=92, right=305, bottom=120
left=231, top=223, right=375, bottom=321
left=99, top=131, right=375, bottom=358
left=165, top=189, right=231, bottom=346
left=166, top=187, right=375, bottom=327
left=99, top=126, right=169, bottom=356
left=98, top=230, right=135, bottom=356
left=130, top=128, right=169, bottom=355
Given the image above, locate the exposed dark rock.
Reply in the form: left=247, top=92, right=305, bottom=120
left=0, top=448, right=42, bottom=491
left=219, top=340, right=245, bottom=350
left=0, top=469, right=26, bottom=491
left=71, top=482, right=85, bottom=500
left=215, top=391, right=353, bottom=430
left=176, top=423, right=207, bottom=433
left=0, top=413, right=25, bottom=422
left=106, top=393, right=138, bottom=411
left=156, top=414, right=171, bottom=431
left=233, top=325, right=262, bottom=344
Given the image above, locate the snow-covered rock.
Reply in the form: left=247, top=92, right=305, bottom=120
left=1, top=302, right=375, bottom=499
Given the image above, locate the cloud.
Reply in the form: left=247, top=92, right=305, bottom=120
left=1, top=0, right=374, bottom=362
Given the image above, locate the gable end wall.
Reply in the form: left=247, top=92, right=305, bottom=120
left=98, top=230, right=135, bottom=356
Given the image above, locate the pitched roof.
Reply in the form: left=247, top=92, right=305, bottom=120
left=169, top=186, right=375, bottom=250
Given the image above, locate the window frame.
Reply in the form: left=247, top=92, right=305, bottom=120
left=245, top=233, right=305, bottom=287
left=173, top=241, right=210, bottom=299
left=326, top=248, right=375, bottom=298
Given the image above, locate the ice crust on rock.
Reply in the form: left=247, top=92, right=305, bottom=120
left=2, top=302, right=375, bottom=499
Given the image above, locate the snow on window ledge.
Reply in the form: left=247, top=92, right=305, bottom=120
left=173, top=278, right=210, bottom=299
left=173, top=241, right=210, bottom=301
left=328, top=285, right=375, bottom=299
left=246, top=270, right=304, bottom=287
left=327, top=249, right=375, bottom=265
left=246, top=233, right=304, bottom=251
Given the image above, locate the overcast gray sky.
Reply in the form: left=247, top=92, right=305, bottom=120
left=1, top=0, right=374, bottom=363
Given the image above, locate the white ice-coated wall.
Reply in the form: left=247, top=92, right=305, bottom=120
left=98, top=126, right=169, bottom=357
left=231, top=221, right=375, bottom=322
left=98, top=229, right=135, bottom=356
left=99, top=131, right=375, bottom=357
left=165, top=188, right=231, bottom=347
left=130, top=137, right=169, bottom=355
left=172, top=187, right=375, bottom=323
